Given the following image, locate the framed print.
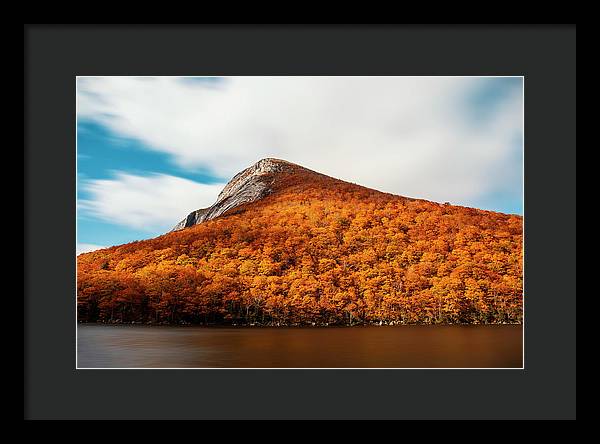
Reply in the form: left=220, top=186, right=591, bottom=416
left=25, top=24, right=576, bottom=420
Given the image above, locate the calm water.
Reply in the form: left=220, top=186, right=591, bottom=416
left=77, top=324, right=523, bottom=368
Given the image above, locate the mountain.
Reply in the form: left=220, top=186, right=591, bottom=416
left=172, top=158, right=322, bottom=231
left=77, top=158, right=523, bottom=326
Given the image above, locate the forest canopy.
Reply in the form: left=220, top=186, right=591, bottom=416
left=77, top=168, right=523, bottom=326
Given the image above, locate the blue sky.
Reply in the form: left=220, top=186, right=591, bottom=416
left=77, top=76, right=523, bottom=254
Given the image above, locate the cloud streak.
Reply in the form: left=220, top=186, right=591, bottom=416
left=79, top=173, right=224, bottom=231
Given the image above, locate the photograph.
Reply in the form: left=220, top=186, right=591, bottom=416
left=75, top=75, right=524, bottom=369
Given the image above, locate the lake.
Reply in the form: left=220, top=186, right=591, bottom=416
left=77, top=324, right=523, bottom=368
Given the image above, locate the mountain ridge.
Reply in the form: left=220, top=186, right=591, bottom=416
left=172, top=158, right=329, bottom=231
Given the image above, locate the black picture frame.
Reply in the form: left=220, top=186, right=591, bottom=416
left=24, top=24, right=576, bottom=420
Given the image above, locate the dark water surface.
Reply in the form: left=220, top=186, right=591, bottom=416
left=77, top=324, right=523, bottom=368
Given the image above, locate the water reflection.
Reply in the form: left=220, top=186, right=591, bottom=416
left=77, top=324, right=523, bottom=368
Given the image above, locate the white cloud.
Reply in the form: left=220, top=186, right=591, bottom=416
left=79, top=173, right=224, bottom=231
left=77, top=76, right=522, bottom=210
left=77, top=243, right=106, bottom=255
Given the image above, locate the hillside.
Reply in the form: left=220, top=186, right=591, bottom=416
left=77, top=158, right=523, bottom=326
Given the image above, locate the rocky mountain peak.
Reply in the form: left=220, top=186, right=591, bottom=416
left=171, top=158, right=301, bottom=231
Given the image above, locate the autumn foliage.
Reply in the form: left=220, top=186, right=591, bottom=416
left=77, top=166, right=523, bottom=326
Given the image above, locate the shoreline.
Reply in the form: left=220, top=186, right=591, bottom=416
left=78, top=321, right=523, bottom=328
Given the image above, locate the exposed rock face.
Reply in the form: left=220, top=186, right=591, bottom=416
left=172, top=158, right=297, bottom=231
